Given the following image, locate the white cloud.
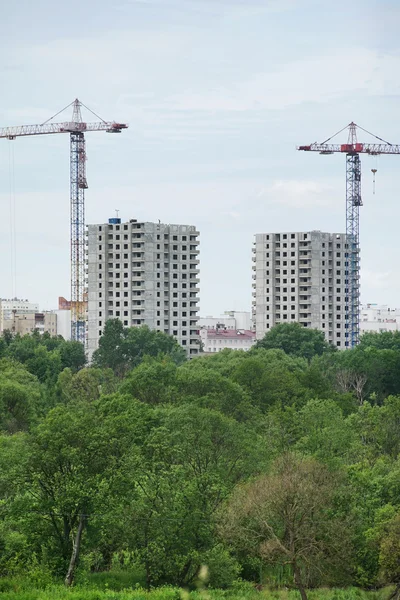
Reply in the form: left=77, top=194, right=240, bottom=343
left=161, top=48, right=400, bottom=113
left=257, top=179, right=338, bottom=208
left=125, top=0, right=297, bottom=14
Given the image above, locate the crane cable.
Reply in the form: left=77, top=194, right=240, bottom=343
left=8, top=141, right=17, bottom=298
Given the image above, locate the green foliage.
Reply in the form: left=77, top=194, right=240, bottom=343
left=93, top=320, right=186, bottom=376
left=359, top=330, right=400, bottom=351
left=255, top=322, right=334, bottom=361
left=56, top=367, right=118, bottom=404
left=220, top=453, right=353, bottom=595
left=0, top=360, right=41, bottom=432
left=0, top=584, right=392, bottom=600
left=1, top=325, right=400, bottom=593
left=0, top=331, right=86, bottom=388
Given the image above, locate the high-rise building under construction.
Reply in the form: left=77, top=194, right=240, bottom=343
left=252, top=230, right=354, bottom=349
left=86, top=217, right=200, bottom=359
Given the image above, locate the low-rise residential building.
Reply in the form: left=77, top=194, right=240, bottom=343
left=2, top=312, right=57, bottom=336
left=198, top=311, right=251, bottom=331
left=360, top=304, right=400, bottom=334
left=200, top=327, right=256, bottom=353
left=0, top=298, right=39, bottom=331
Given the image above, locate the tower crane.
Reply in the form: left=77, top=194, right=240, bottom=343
left=298, top=122, right=400, bottom=347
left=0, top=99, right=128, bottom=344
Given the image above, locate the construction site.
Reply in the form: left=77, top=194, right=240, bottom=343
left=1, top=102, right=399, bottom=351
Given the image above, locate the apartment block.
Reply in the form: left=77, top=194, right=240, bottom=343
left=0, top=298, right=39, bottom=331
left=86, top=217, right=200, bottom=359
left=360, top=304, right=400, bottom=334
left=2, top=312, right=57, bottom=336
left=252, top=230, right=351, bottom=349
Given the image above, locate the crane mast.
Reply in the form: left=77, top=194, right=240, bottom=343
left=298, top=122, right=400, bottom=348
left=70, top=101, right=88, bottom=343
left=0, top=99, right=128, bottom=344
left=346, top=151, right=361, bottom=346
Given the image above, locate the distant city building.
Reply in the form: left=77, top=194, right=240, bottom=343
left=0, top=298, right=39, bottom=331
left=200, top=327, right=256, bottom=353
left=54, top=306, right=71, bottom=341
left=198, top=311, right=251, bottom=331
left=86, top=217, right=200, bottom=360
left=2, top=312, right=57, bottom=336
left=57, top=296, right=86, bottom=340
left=55, top=297, right=72, bottom=340
left=360, top=304, right=400, bottom=334
left=58, top=297, right=71, bottom=311
left=252, top=230, right=351, bottom=349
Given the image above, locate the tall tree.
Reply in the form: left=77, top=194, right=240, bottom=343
left=127, top=405, right=262, bottom=587
left=378, top=512, right=400, bottom=599
left=219, top=453, right=352, bottom=600
left=26, top=395, right=151, bottom=585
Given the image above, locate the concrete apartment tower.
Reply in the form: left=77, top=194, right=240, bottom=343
left=252, top=230, right=352, bottom=349
left=86, top=217, right=200, bottom=359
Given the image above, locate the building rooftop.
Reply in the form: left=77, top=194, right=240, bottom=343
left=204, top=328, right=255, bottom=340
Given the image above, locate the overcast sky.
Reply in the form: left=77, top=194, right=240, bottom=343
left=1, top=0, right=399, bottom=314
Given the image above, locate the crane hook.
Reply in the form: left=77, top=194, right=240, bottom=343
left=371, top=168, right=377, bottom=195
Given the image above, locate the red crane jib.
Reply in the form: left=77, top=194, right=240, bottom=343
left=298, top=143, right=364, bottom=152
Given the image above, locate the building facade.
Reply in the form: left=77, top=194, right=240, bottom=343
left=2, top=312, right=57, bottom=336
left=200, top=327, right=255, bottom=353
left=252, top=230, right=351, bottom=349
left=198, top=311, right=251, bottom=331
left=360, top=304, right=400, bottom=334
left=54, top=310, right=71, bottom=340
left=0, top=298, right=39, bottom=331
left=86, top=218, right=200, bottom=359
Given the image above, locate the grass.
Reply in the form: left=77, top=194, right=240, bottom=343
left=0, top=582, right=393, bottom=600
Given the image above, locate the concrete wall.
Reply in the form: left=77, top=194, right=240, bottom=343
left=54, top=310, right=71, bottom=340
left=252, top=230, right=349, bottom=349
left=87, top=219, right=200, bottom=360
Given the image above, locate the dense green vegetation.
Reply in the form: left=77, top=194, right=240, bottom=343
left=0, top=321, right=400, bottom=600
left=0, top=583, right=394, bottom=600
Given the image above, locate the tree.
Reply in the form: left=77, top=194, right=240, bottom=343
left=359, top=330, right=400, bottom=352
left=58, top=341, right=86, bottom=372
left=219, top=454, right=352, bottom=600
left=126, top=405, right=263, bottom=587
left=231, top=349, right=308, bottom=411
left=56, top=367, right=117, bottom=404
left=378, top=513, right=400, bottom=599
left=2, top=333, right=85, bottom=384
left=26, top=395, right=151, bottom=585
left=92, top=320, right=186, bottom=376
left=91, top=319, right=126, bottom=375
left=255, top=323, right=334, bottom=361
left=0, top=360, right=41, bottom=432
left=296, top=399, right=357, bottom=463
left=317, top=347, right=400, bottom=404
left=120, top=358, right=177, bottom=405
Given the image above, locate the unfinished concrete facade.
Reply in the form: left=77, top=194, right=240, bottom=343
left=252, top=230, right=350, bottom=349
left=86, top=218, right=200, bottom=359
